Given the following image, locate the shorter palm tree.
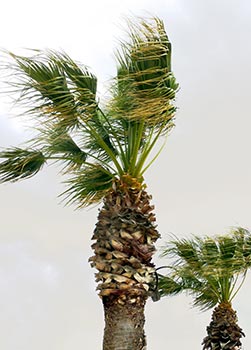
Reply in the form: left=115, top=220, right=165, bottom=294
left=159, top=227, right=251, bottom=350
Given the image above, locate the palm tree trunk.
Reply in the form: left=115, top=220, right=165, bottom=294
left=202, top=302, right=245, bottom=350
left=102, top=294, right=146, bottom=350
left=89, top=177, right=160, bottom=350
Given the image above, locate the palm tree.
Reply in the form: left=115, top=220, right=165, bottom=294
left=159, top=227, right=251, bottom=350
left=0, top=17, right=178, bottom=350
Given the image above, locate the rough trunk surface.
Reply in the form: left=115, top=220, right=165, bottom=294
left=89, top=176, right=160, bottom=350
left=202, top=302, right=245, bottom=350
left=102, top=295, right=146, bottom=350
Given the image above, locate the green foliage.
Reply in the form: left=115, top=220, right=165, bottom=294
left=0, top=16, right=178, bottom=207
left=8, top=50, right=98, bottom=129
left=159, top=228, right=251, bottom=310
left=62, top=165, right=114, bottom=208
left=110, top=17, right=178, bottom=128
left=0, top=148, right=46, bottom=182
left=43, top=126, right=87, bottom=169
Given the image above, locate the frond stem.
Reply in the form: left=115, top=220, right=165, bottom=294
left=230, top=270, right=248, bottom=302
left=141, top=135, right=168, bottom=175
left=133, top=124, right=165, bottom=178
left=84, top=120, right=124, bottom=175
left=129, top=120, right=145, bottom=176
left=97, top=107, right=128, bottom=169
left=46, top=155, right=116, bottom=174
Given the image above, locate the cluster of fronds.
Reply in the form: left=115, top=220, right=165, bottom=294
left=159, top=227, right=251, bottom=310
left=110, top=18, right=178, bottom=128
left=0, top=17, right=178, bottom=207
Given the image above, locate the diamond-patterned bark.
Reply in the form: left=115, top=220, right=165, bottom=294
left=202, top=302, right=245, bottom=350
left=89, top=177, right=160, bottom=302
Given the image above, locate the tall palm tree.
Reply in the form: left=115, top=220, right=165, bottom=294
left=0, top=17, right=178, bottom=349
left=159, top=227, right=251, bottom=350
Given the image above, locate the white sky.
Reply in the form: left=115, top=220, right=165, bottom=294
left=1, top=0, right=251, bottom=349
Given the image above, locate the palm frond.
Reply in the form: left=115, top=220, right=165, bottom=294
left=0, top=148, right=46, bottom=182
left=231, top=227, right=251, bottom=268
left=48, top=51, right=98, bottom=118
left=50, top=51, right=97, bottom=94
left=10, top=52, right=75, bottom=112
left=43, top=125, right=87, bottom=169
left=158, top=274, right=184, bottom=296
left=61, top=165, right=115, bottom=208
left=192, top=283, right=220, bottom=311
left=6, top=50, right=99, bottom=129
left=81, top=110, right=118, bottom=162
left=159, top=265, right=220, bottom=311
left=109, top=17, right=178, bottom=128
left=163, top=236, right=203, bottom=271
left=201, top=237, right=219, bottom=266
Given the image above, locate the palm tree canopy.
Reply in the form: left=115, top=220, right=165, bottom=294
left=0, top=17, right=178, bottom=207
left=159, top=228, right=251, bottom=310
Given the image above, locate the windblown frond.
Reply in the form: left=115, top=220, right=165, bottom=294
left=48, top=51, right=98, bottom=120
left=109, top=17, right=179, bottom=128
left=160, top=228, right=251, bottom=310
left=50, top=51, right=97, bottom=95
left=43, top=126, right=87, bottom=169
left=0, top=148, right=46, bottom=182
left=157, top=273, right=184, bottom=296
left=61, top=165, right=114, bottom=207
left=6, top=50, right=99, bottom=129
left=159, top=268, right=219, bottom=310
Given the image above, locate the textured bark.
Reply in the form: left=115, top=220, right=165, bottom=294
left=89, top=176, right=160, bottom=349
left=202, top=302, right=245, bottom=350
left=89, top=177, right=159, bottom=298
left=102, top=294, right=146, bottom=350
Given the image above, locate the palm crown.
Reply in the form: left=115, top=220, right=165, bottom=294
left=159, top=227, right=251, bottom=310
left=0, top=17, right=178, bottom=207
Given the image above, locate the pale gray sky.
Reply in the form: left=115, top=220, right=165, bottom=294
left=1, top=0, right=251, bottom=349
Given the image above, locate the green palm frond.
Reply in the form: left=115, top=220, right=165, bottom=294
left=42, top=126, right=87, bottom=169
left=0, top=148, right=46, bottom=182
left=7, top=50, right=99, bottom=129
left=81, top=110, right=118, bottom=162
left=231, top=227, right=251, bottom=267
left=170, top=237, right=203, bottom=270
left=61, top=165, right=114, bottom=207
left=48, top=50, right=98, bottom=119
left=109, top=17, right=178, bottom=127
left=158, top=266, right=220, bottom=310
left=160, top=228, right=251, bottom=310
left=11, top=52, right=75, bottom=111
left=158, top=274, right=184, bottom=296
left=201, top=237, right=219, bottom=265
left=50, top=51, right=97, bottom=94
left=192, top=283, right=220, bottom=311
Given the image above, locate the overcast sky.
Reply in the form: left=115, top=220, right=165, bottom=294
left=1, top=0, right=251, bottom=349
